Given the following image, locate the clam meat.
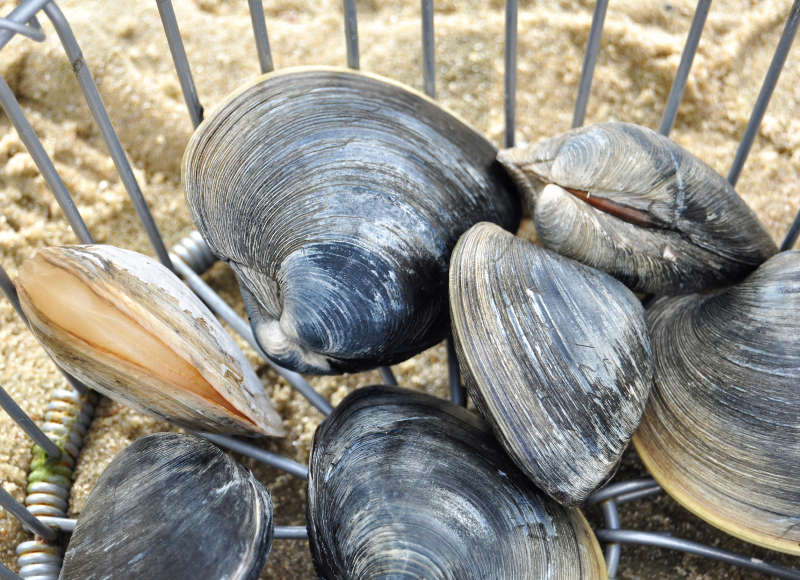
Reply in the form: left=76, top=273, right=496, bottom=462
left=634, top=250, right=800, bottom=555
left=183, top=66, right=520, bottom=374
left=307, top=384, right=607, bottom=579
left=16, top=245, right=284, bottom=437
left=449, top=222, right=653, bottom=505
left=498, top=122, right=777, bottom=294
left=60, top=432, right=274, bottom=580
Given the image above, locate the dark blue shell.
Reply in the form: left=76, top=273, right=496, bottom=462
left=184, top=68, right=520, bottom=373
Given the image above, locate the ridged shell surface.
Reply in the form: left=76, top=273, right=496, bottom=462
left=497, top=122, right=777, bottom=294
left=183, top=67, right=520, bottom=374
left=450, top=222, right=653, bottom=505
left=307, top=385, right=607, bottom=579
left=60, top=433, right=274, bottom=580
left=634, top=250, right=800, bottom=555
left=16, top=245, right=284, bottom=437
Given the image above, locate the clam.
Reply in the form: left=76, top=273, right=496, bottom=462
left=60, top=432, right=274, bottom=579
left=16, top=245, right=284, bottom=437
left=183, top=66, right=520, bottom=374
left=634, top=250, right=800, bottom=555
left=307, top=384, right=607, bottom=579
left=449, top=222, right=653, bottom=505
left=497, top=122, right=777, bottom=294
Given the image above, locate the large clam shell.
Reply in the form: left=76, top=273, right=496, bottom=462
left=449, top=222, right=653, bottom=505
left=307, top=385, right=607, bottom=579
left=498, top=122, right=777, bottom=294
left=16, top=245, right=284, bottom=437
left=183, top=66, right=520, bottom=374
left=634, top=250, right=800, bottom=555
left=60, top=433, right=274, bottom=579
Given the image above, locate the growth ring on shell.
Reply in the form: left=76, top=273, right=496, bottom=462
left=183, top=66, right=520, bottom=374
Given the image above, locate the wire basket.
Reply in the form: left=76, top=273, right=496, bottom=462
left=0, top=0, right=799, bottom=578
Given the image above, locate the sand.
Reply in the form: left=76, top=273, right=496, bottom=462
left=0, top=0, right=798, bottom=577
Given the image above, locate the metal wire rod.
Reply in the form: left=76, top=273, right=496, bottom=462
left=600, top=499, right=621, bottom=578
left=0, top=0, right=50, bottom=51
left=0, top=76, right=93, bottom=243
left=0, top=385, right=61, bottom=459
left=421, top=0, right=435, bottom=98
left=446, top=336, right=466, bottom=407
left=503, top=0, right=517, bottom=148
left=343, top=0, right=359, bottom=69
left=615, top=485, right=662, bottom=505
left=727, top=0, right=800, bottom=186
left=156, top=0, right=203, bottom=128
left=781, top=206, right=800, bottom=250
left=0, top=16, right=44, bottom=42
left=572, top=0, right=608, bottom=128
left=248, top=0, right=274, bottom=73
left=43, top=3, right=174, bottom=271
left=0, top=561, right=22, bottom=580
left=587, top=478, right=659, bottom=504
left=658, top=0, right=711, bottom=136
left=378, top=366, right=398, bottom=386
left=595, top=529, right=800, bottom=580
left=274, top=526, right=308, bottom=539
left=199, top=432, right=309, bottom=480
left=0, top=264, right=23, bottom=319
left=0, top=487, right=57, bottom=541
left=170, top=254, right=334, bottom=416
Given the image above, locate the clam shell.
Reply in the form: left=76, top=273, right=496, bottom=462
left=60, top=433, right=274, bottom=580
left=449, top=222, right=653, bottom=505
left=498, top=122, right=777, bottom=294
left=16, top=245, right=284, bottom=437
left=307, top=385, right=607, bottom=579
left=183, top=66, right=520, bottom=374
left=634, top=250, right=800, bottom=555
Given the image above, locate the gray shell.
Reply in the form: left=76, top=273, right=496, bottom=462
left=183, top=67, right=520, bottom=374
left=307, top=385, right=607, bottom=579
left=449, top=222, right=653, bottom=505
left=498, top=122, right=777, bottom=294
left=634, top=250, right=800, bottom=555
left=60, top=433, right=274, bottom=580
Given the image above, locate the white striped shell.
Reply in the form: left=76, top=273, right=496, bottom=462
left=61, top=433, right=274, bottom=579
left=634, top=250, right=800, bottom=555
left=449, top=222, right=653, bottom=505
left=183, top=67, right=520, bottom=374
left=16, top=245, right=284, bottom=437
left=498, top=122, right=777, bottom=294
left=307, top=385, right=608, bottom=579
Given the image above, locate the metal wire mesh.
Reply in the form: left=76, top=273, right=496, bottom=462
left=0, top=1, right=798, bottom=578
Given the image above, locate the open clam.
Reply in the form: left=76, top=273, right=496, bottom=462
left=183, top=66, right=520, bottom=374
left=307, top=385, right=607, bottom=579
left=634, top=250, right=800, bottom=555
left=449, top=222, right=653, bottom=505
left=498, top=122, right=777, bottom=294
left=60, top=433, right=274, bottom=579
left=16, top=245, right=284, bottom=437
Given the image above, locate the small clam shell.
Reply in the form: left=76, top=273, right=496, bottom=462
left=16, top=245, right=284, bottom=437
left=498, top=122, right=777, bottom=294
left=449, top=222, right=653, bottom=505
left=307, top=385, right=607, bottom=579
left=60, top=433, right=274, bottom=580
left=634, top=250, right=800, bottom=555
left=183, top=66, right=520, bottom=374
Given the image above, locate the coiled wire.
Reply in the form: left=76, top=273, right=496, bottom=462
left=16, top=387, right=95, bottom=580
left=171, top=230, right=216, bottom=275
